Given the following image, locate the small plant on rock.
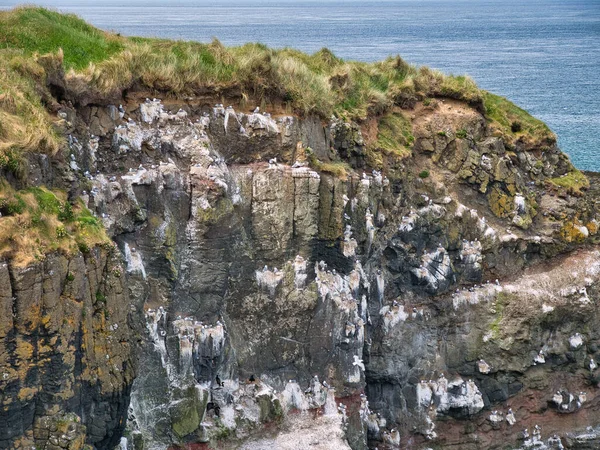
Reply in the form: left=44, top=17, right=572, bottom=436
left=56, top=225, right=67, bottom=238
left=95, top=291, right=106, bottom=303
left=58, top=202, right=74, bottom=222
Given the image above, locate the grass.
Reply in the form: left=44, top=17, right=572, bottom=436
left=483, top=92, right=555, bottom=147
left=0, top=181, right=110, bottom=266
left=0, top=48, right=64, bottom=166
left=308, top=157, right=351, bottom=180
left=0, top=7, right=567, bottom=265
left=547, top=169, right=590, bottom=196
left=376, top=112, right=414, bottom=153
left=367, top=112, right=414, bottom=167
left=0, top=7, right=124, bottom=70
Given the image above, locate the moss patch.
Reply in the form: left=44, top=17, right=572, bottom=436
left=489, top=291, right=512, bottom=341
left=559, top=219, right=588, bottom=243
left=195, top=197, right=234, bottom=225
left=308, top=152, right=351, bottom=180
left=487, top=185, right=513, bottom=219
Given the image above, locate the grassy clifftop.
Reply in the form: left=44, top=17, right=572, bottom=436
left=0, top=7, right=555, bottom=160
left=0, top=7, right=124, bottom=70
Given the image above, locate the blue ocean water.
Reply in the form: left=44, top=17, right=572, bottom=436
left=2, top=0, right=599, bottom=171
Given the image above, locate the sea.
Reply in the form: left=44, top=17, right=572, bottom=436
left=1, top=0, right=599, bottom=171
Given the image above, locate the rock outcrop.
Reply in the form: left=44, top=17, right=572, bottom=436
left=2, top=90, right=600, bottom=450
left=0, top=248, right=139, bottom=450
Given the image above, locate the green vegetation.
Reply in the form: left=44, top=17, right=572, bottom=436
left=418, top=170, right=430, bottom=179
left=374, top=112, right=414, bottom=159
left=547, top=169, right=590, bottom=196
left=483, top=92, right=555, bottom=146
left=0, top=6, right=563, bottom=265
left=0, top=182, right=109, bottom=266
left=304, top=146, right=352, bottom=179
left=489, top=292, right=509, bottom=339
left=0, top=7, right=124, bottom=70
left=456, top=129, right=467, bottom=139
left=0, top=48, right=63, bottom=163
left=309, top=159, right=351, bottom=180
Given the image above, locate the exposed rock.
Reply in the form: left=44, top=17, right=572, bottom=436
left=3, top=93, right=600, bottom=450
left=0, top=248, right=138, bottom=450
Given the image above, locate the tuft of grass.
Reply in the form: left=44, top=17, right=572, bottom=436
left=0, top=48, right=63, bottom=161
left=0, top=182, right=110, bottom=266
left=374, top=112, right=414, bottom=159
left=418, top=170, right=430, bottom=179
left=95, top=291, right=106, bottom=303
left=307, top=152, right=351, bottom=180
left=483, top=92, right=555, bottom=147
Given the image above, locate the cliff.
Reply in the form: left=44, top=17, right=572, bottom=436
left=1, top=7, right=600, bottom=450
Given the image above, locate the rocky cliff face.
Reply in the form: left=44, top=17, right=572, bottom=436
left=0, top=248, right=138, bottom=450
left=2, top=89, right=600, bottom=450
